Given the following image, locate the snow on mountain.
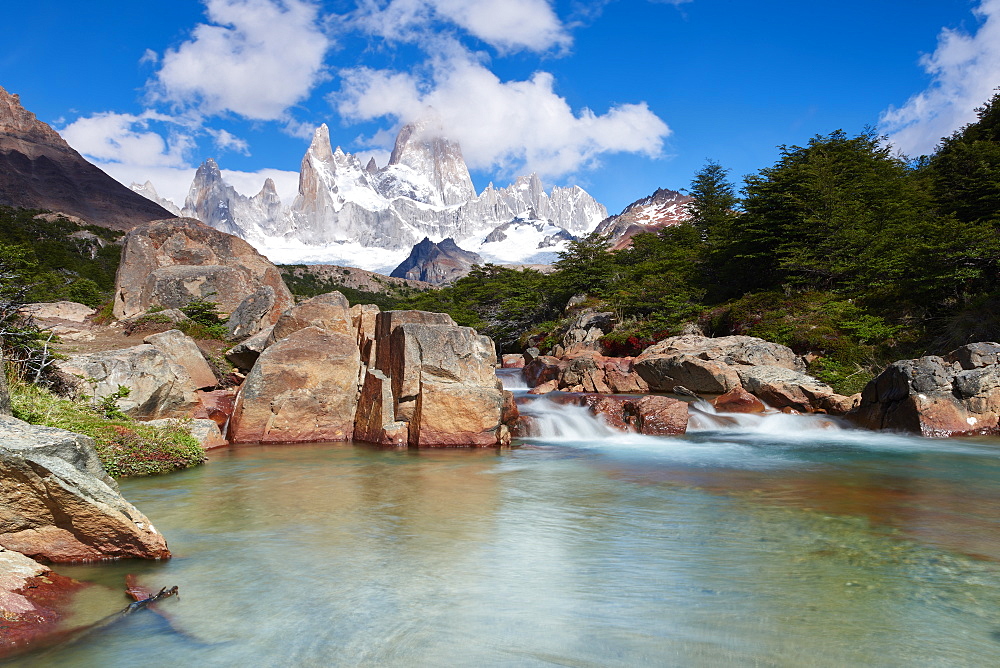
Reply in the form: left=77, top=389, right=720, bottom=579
left=472, top=216, right=575, bottom=264
left=130, top=180, right=181, bottom=216
left=132, top=119, right=608, bottom=268
left=593, top=187, right=693, bottom=249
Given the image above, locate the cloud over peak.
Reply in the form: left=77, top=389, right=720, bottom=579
left=337, top=50, right=670, bottom=179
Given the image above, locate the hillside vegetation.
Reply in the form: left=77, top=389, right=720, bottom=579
left=399, top=92, right=1000, bottom=394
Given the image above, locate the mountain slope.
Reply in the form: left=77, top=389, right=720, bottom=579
left=0, top=85, right=174, bottom=230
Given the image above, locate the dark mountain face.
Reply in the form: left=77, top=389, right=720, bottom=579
left=390, top=237, right=483, bottom=285
left=0, top=85, right=174, bottom=230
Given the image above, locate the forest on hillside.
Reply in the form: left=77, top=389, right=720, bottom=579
left=398, top=92, right=1000, bottom=395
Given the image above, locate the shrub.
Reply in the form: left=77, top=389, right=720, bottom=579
left=9, top=379, right=206, bottom=477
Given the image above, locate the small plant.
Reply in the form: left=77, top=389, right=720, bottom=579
left=97, top=385, right=131, bottom=420
left=9, top=379, right=206, bottom=477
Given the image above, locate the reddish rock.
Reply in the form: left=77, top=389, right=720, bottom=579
left=623, top=396, right=689, bottom=435
left=579, top=394, right=632, bottom=430
left=528, top=379, right=559, bottom=395
left=602, top=357, right=648, bottom=393
left=354, top=368, right=408, bottom=446
left=712, top=386, right=766, bottom=414
left=0, top=548, right=89, bottom=659
left=194, top=389, right=237, bottom=430
left=502, top=354, right=525, bottom=369
left=524, top=355, right=564, bottom=387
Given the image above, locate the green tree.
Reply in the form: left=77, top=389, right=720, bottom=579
left=930, top=90, right=1000, bottom=226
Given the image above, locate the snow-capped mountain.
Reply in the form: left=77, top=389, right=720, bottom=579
left=592, top=188, right=693, bottom=249
left=131, top=120, right=608, bottom=271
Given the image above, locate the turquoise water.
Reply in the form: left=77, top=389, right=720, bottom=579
left=11, top=393, right=1000, bottom=667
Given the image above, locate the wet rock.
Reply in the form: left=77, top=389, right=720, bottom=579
left=0, top=547, right=88, bottom=656
left=502, top=354, right=525, bottom=369
left=623, top=396, right=689, bottom=435
left=580, top=394, right=632, bottom=430
left=602, top=357, right=649, bottom=394
left=0, top=416, right=170, bottom=562
left=848, top=349, right=1000, bottom=437
left=711, top=386, right=766, bottom=414
left=528, top=379, right=559, bottom=395
left=736, top=366, right=851, bottom=414
left=561, top=355, right=611, bottom=394
left=194, top=389, right=237, bottom=431
left=524, top=355, right=564, bottom=387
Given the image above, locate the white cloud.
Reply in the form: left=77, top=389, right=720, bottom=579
left=208, top=128, right=251, bottom=155
left=152, top=0, right=331, bottom=120
left=880, top=0, right=1000, bottom=155
left=60, top=111, right=195, bottom=168
left=352, top=0, right=570, bottom=53
left=336, top=50, right=670, bottom=179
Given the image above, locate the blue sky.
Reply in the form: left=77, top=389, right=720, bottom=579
left=3, top=0, right=999, bottom=215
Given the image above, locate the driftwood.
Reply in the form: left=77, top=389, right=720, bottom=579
left=23, top=578, right=180, bottom=659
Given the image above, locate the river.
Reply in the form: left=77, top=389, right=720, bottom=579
left=10, top=372, right=1000, bottom=666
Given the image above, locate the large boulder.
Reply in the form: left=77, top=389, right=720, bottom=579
left=143, top=329, right=217, bottom=390
left=634, top=334, right=804, bottom=394
left=736, top=366, right=851, bottom=414
left=267, top=291, right=354, bottom=344
left=848, top=345, right=1000, bottom=437
left=356, top=310, right=510, bottom=447
left=632, top=335, right=805, bottom=395
left=0, top=416, right=170, bottom=562
left=56, top=344, right=201, bottom=419
left=228, top=326, right=362, bottom=443
left=112, top=217, right=293, bottom=321
left=226, top=285, right=277, bottom=339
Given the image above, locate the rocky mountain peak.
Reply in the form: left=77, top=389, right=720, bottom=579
left=0, top=84, right=69, bottom=149
left=593, top=186, right=693, bottom=250
left=307, top=123, right=335, bottom=163
left=388, top=118, right=476, bottom=206
left=390, top=236, right=483, bottom=285
left=365, top=157, right=378, bottom=174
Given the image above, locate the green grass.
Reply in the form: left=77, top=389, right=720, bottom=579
left=9, top=379, right=206, bottom=477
